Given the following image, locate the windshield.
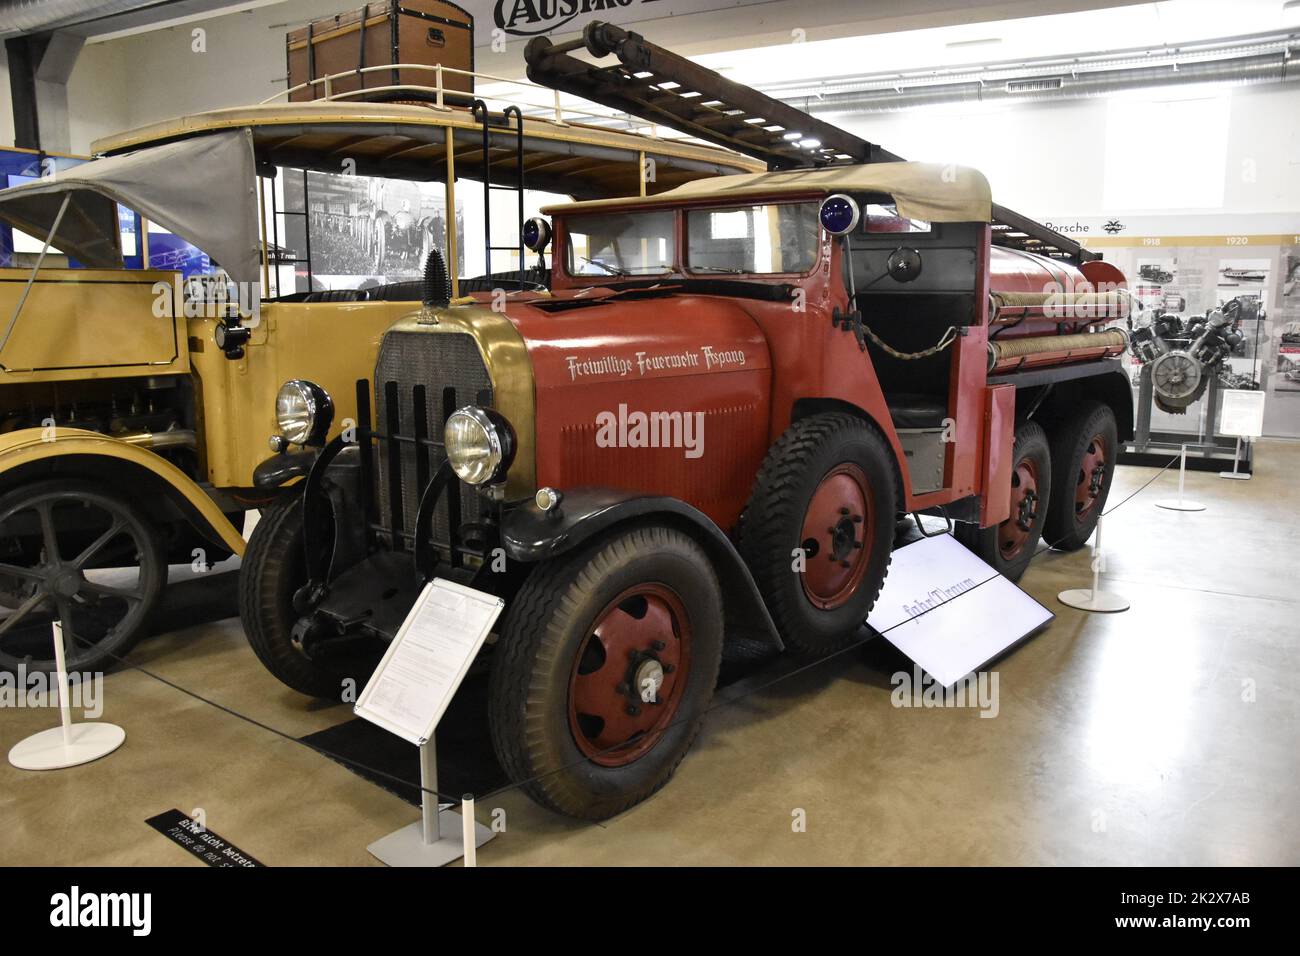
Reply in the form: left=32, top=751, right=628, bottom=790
left=687, top=202, right=819, bottom=275
left=565, top=210, right=675, bottom=277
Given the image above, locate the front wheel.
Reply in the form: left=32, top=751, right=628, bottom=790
left=488, top=525, right=724, bottom=820
left=955, top=420, right=1052, bottom=582
left=238, top=495, right=376, bottom=699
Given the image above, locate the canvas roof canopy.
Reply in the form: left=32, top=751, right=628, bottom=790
left=543, top=161, right=993, bottom=224
left=0, top=129, right=260, bottom=284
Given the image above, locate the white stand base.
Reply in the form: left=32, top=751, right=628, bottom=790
left=1218, top=471, right=1251, bottom=481
left=1155, top=499, right=1206, bottom=511
left=8, top=722, right=125, bottom=770
left=367, top=809, right=495, bottom=867
left=1058, top=588, right=1130, bottom=613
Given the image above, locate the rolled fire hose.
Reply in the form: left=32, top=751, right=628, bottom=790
left=988, top=289, right=1133, bottom=323
left=987, top=328, right=1128, bottom=372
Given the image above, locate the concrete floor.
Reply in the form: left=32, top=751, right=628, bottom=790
left=2, top=440, right=1297, bottom=866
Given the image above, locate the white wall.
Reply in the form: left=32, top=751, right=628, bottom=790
left=829, top=82, right=1300, bottom=220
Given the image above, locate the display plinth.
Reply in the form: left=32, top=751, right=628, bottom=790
left=1056, top=514, right=1129, bottom=614
left=367, top=808, right=495, bottom=867
left=1155, top=444, right=1205, bottom=511
left=8, top=621, right=126, bottom=770
left=1057, top=587, right=1130, bottom=613
left=8, top=722, right=125, bottom=770
left=1156, top=498, right=1207, bottom=511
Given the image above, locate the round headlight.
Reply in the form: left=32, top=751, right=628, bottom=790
left=275, top=379, right=333, bottom=446
left=819, top=194, right=860, bottom=236
left=445, top=407, right=512, bottom=485
left=522, top=216, right=551, bottom=253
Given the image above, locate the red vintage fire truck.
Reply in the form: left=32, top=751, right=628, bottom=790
left=244, top=22, right=1133, bottom=819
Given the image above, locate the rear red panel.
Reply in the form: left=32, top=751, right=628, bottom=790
left=979, top=384, right=1016, bottom=526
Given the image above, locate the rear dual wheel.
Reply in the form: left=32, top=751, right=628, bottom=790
left=956, top=421, right=1052, bottom=582
left=1045, top=401, right=1118, bottom=552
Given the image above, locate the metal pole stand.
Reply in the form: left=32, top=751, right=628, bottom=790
left=8, top=622, right=125, bottom=770
left=1058, top=514, right=1129, bottom=613
left=366, top=738, right=495, bottom=867
left=1219, top=436, right=1251, bottom=481
left=1155, top=444, right=1206, bottom=511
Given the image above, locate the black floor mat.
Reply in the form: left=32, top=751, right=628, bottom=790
left=300, top=635, right=784, bottom=806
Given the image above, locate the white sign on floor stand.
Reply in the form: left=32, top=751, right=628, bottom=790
left=866, top=534, right=1054, bottom=688
left=356, top=578, right=503, bottom=867
left=1217, top=389, right=1265, bottom=481
left=8, top=622, right=125, bottom=770
left=1156, top=444, right=1206, bottom=511
left=1058, top=513, right=1130, bottom=613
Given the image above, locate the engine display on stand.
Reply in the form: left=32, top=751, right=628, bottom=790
left=1129, top=305, right=1246, bottom=413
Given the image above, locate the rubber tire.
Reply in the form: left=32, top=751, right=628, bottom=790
left=238, top=495, right=368, bottom=699
left=488, top=525, right=724, bottom=821
left=1044, top=401, right=1118, bottom=552
left=0, top=478, right=164, bottom=673
left=955, top=420, right=1052, bottom=583
left=736, top=412, right=897, bottom=657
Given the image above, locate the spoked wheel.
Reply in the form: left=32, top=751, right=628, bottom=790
left=956, top=420, right=1052, bottom=582
left=568, top=584, right=692, bottom=767
left=1045, top=401, right=1118, bottom=552
left=490, top=525, right=723, bottom=820
left=0, top=479, right=164, bottom=673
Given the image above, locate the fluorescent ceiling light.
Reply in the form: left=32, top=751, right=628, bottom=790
left=945, top=37, right=1003, bottom=48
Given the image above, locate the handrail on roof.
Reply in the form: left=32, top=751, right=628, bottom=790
left=260, top=61, right=690, bottom=146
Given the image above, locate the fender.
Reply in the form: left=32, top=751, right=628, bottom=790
left=253, top=450, right=318, bottom=489
left=502, top=487, right=783, bottom=651
left=0, top=426, right=245, bottom=556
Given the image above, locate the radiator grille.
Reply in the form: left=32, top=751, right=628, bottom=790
left=374, top=329, right=492, bottom=552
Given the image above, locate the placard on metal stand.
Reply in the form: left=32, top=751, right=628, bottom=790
left=1216, top=389, right=1265, bottom=481
left=355, top=578, right=503, bottom=867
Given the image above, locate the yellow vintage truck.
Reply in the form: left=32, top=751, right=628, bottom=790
left=0, top=80, right=759, bottom=674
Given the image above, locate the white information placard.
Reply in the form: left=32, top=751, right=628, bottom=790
left=354, top=578, right=504, bottom=746
left=867, top=534, right=1053, bottom=687
left=1218, top=389, right=1266, bottom=439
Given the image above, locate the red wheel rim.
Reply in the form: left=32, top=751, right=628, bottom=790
left=997, top=456, right=1041, bottom=560
left=567, top=584, right=692, bottom=768
left=1074, top=433, right=1107, bottom=521
left=799, top=463, right=873, bottom=610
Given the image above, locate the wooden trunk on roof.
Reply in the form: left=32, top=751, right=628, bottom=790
left=286, top=1, right=474, bottom=104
